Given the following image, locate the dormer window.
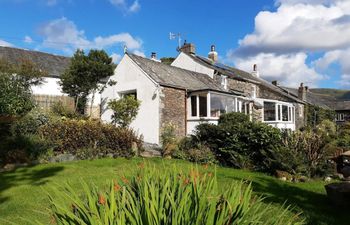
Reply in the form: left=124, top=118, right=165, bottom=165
left=221, top=75, right=227, bottom=90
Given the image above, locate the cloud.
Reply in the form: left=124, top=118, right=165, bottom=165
left=24, top=35, right=33, bottom=44
left=46, top=0, right=57, bottom=6
left=228, top=0, right=350, bottom=87
left=37, top=17, right=144, bottom=55
left=0, top=39, right=13, bottom=47
left=111, top=53, right=122, bottom=63
left=109, top=0, right=140, bottom=14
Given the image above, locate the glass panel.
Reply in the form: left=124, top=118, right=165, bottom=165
left=191, top=96, right=197, bottom=117
left=124, top=91, right=137, bottom=99
left=277, top=105, right=281, bottom=121
left=199, top=96, right=207, bottom=117
left=264, top=102, right=276, bottom=121
left=210, top=94, right=235, bottom=117
left=282, top=105, right=289, bottom=121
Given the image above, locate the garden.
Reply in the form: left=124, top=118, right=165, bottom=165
left=1, top=50, right=350, bottom=224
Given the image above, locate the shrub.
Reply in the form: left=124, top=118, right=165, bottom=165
left=47, top=166, right=304, bottom=225
left=10, top=109, right=52, bottom=136
left=39, top=119, right=142, bottom=158
left=160, top=123, right=178, bottom=157
left=193, top=112, right=283, bottom=171
left=50, top=101, right=77, bottom=118
left=0, top=134, right=54, bottom=164
left=108, top=95, right=141, bottom=128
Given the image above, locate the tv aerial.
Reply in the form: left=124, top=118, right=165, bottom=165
left=169, top=32, right=182, bottom=51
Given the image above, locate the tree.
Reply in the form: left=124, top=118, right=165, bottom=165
left=0, top=59, right=46, bottom=136
left=160, top=57, right=175, bottom=65
left=108, top=96, right=141, bottom=128
left=0, top=58, right=46, bottom=117
left=60, top=49, right=116, bottom=114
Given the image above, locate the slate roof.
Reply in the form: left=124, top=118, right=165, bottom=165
left=127, top=53, right=244, bottom=96
left=0, top=46, right=70, bottom=78
left=334, top=101, right=350, bottom=111
left=183, top=52, right=303, bottom=103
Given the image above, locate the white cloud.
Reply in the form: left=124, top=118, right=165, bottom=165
left=24, top=35, right=33, bottom=44
left=230, top=51, right=325, bottom=87
left=109, top=0, right=141, bottom=14
left=46, top=0, right=57, bottom=6
left=111, top=53, right=122, bottom=63
left=132, top=49, right=145, bottom=57
left=0, top=39, right=13, bottom=47
left=229, top=0, right=350, bottom=87
left=37, top=17, right=143, bottom=55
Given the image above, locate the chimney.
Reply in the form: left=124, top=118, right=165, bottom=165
left=208, top=44, right=218, bottom=62
left=252, top=64, right=260, bottom=77
left=272, top=80, right=278, bottom=86
left=151, top=52, right=157, bottom=60
left=179, top=41, right=196, bottom=54
left=298, top=83, right=307, bottom=101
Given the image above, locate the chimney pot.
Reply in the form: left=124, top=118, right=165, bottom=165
left=253, top=64, right=257, bottom=72
left=272, top=80, right=278, bottom=86
left=208, top=44, right=218, bottom=62
left=151, top=52, right=157, bottom=59
left=298, top=83, right=307, bottom=101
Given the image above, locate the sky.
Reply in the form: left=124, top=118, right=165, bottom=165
left=0, top=0, right=349, bottom=89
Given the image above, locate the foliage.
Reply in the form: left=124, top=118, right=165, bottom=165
left=0, top=134, right=54, bottom=164
left=0, top=73, right=34, bottom=117
left=305, top=104, right=335, bottom=128
left=336, top=122, right=350, bottom=151
left=160, top=122, right=178, bottom=157
left=50, top=101, right=78, bottom=118
left=39, top=119, right=142, bottom=158
left=10, top=109, right=51, bottom=136
left=60, top=49, right=116, bottom=114
left=108, top=95, right=141, bottom=128
left=193, top=112, right=283, bottom=171
left=46, top=166, right=303, bottom=225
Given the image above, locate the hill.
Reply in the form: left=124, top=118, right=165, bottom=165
left=310, top=88, right=350, bottom=100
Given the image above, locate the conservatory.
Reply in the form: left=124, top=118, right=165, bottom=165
left=186, top=91, right=250, bottom=134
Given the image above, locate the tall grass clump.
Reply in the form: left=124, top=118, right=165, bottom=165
left=45, top=165, right=304, bottom=225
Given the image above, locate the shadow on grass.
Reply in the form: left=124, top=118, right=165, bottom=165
left=0, top=165, right=64, bottom=204
left=224, top=174, right=347, bottom=225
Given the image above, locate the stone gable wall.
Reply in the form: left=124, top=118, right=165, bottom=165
left=159, top=86, right=187, bottom=142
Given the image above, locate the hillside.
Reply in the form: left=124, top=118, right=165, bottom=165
left=311, top=88, right=350, bottom=100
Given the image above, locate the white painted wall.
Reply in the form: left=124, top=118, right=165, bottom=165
left=187, top=119, right=218, bottom=135
left=31, top=77, right=101, bottom=106
left=171, top=52, right=215, bottom=78
left=101, top=54, right=161, bottom=144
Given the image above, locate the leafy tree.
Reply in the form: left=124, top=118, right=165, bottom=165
left=108, top=95, right=141, bottom=128
left=60, top=49, right=116, bottom=114
left=305, top=104, right=335, bottom=128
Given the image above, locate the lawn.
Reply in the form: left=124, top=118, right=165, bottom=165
left=0, top=158, right=347, bottom=225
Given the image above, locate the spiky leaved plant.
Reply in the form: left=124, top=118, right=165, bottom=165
left=41, top=164, right=304, bottom=225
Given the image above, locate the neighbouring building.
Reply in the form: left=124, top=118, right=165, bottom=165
left=0, top=46, right=102, bottom=117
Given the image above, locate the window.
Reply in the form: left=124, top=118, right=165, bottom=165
left=191, top=96, right=197, bottom=117
left=336, top=113, right=345, bottom=121
left=264, top=102, right=276, bottom=121
left=277, top=105, right=281, bottom=121
left=210, top=94, right=235, bottom=117
left=199, top=96, right=207, bottom=117
left=221, top=76, right=228, bottom=90
left=282, top=105, right=289, bottom=121
left=121, top=90, right=137, bottom=99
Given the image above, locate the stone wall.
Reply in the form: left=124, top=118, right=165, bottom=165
left=215, top=75, right=259, bottom=97
left=295, top=103, right=305, bottom=130
left=259, top=86, right=291, bottom=102
left=159, top=86, right=187, bottom=141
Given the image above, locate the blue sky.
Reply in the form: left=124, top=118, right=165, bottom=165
left=0, top=0, right=349, bottom=89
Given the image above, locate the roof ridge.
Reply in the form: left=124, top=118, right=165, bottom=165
left=0, top=46, right=70, bottom=59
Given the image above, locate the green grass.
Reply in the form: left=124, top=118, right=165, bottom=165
left=0, top=158, right=347, bottom=225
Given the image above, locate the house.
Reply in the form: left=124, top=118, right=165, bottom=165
left=171, top=43, right=306, bottom=131
left=0, top=46, right=101, bottom=117
left=101, top=52, right=247, bottom=144
left=101, top=44, right=306, bottom=145
left=279, top=84, right=350, bottom=124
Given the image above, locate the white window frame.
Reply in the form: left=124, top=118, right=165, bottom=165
left=262, top=100, right=295, bottom=123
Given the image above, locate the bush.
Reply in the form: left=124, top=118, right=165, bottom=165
left=48, top=166, right=304, bottom=225
left=0, top=134, right=54, bottom=164
left=193, top=112, right=283, bottom=171
left=50, top=101, right=77, bottom=118
left=108, top=95, right=141, bottom=128
left=160, top=123, right=178, bottom=157
left=10, top=109, right=52, bottom=136
left=39, top=119, right=143, bottom=158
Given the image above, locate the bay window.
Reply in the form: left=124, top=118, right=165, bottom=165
left=263, top=101, right=294, bottom=123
